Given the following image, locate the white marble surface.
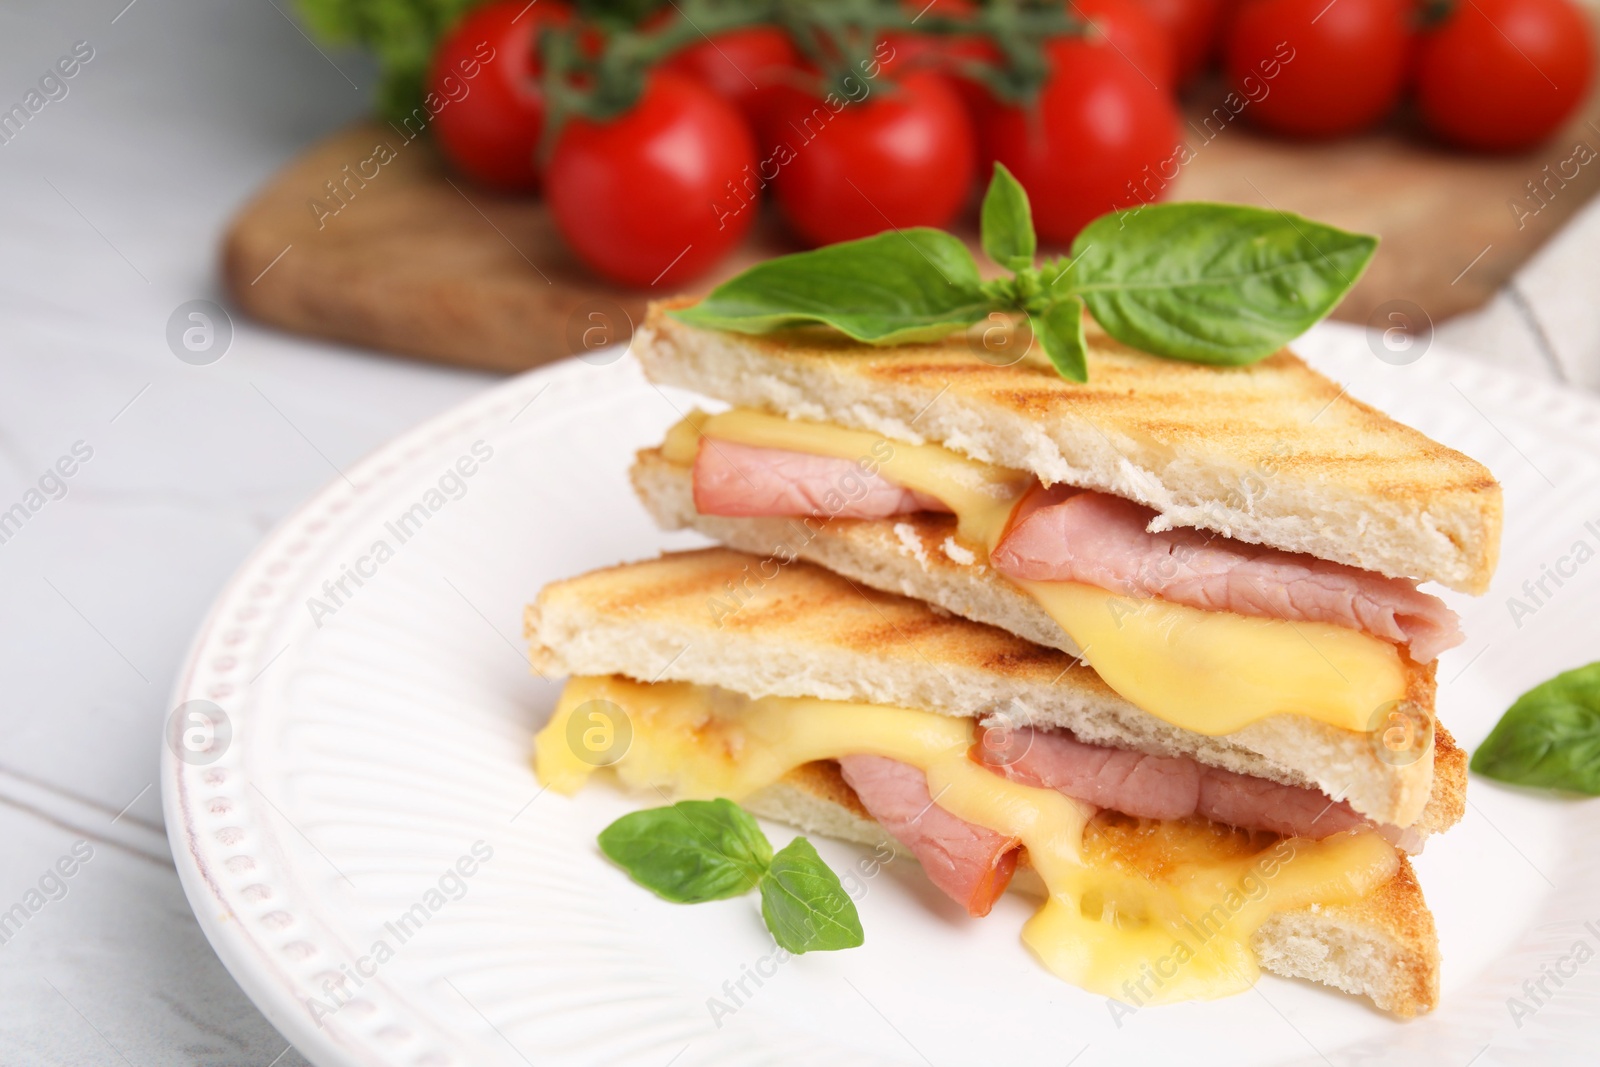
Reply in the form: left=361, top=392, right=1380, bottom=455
left=1, top=2, right=1596, bottom=1065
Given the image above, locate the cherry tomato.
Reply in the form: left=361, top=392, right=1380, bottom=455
left=1223, top=0, right=1410, bottom=138
left=760, top=70, right=976, bottom=247
left=878, top=0, right=999, bottom=153
left=880, top=0, right=986, bottom=76
left=660, top=26, right=805, bottom=125
left=1133, top=0, right=1226, bottom=88
left=548, top=72, right=758, bottom=287
left=427, top=0, right=571, bottom=192
left=1414, top=0, right=1595, bottom=153
left=1069, top=0, right=1178, bottom=91
left=885, top=1, right=1172, bottom=102
left=978, top=38, right=1180, bottom=242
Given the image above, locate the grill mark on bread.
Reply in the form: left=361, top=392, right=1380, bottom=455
left=979, top=647, right=1069, bottom=674
left=640, top=300, right=1501, bottom=592
left=864, top=360, right=1005, bottom=381
left=535, top=548, right=1089, bottom=686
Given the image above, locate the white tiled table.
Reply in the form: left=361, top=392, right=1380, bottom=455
left=1, top=2, right=1595, bottom=1064
left=1, top=3, right=493, bottom=1063
left=1438, top=193, right=1600, bottom=390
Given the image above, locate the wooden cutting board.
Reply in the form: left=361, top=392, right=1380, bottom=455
left=224, top=97, right=1600, bottom=374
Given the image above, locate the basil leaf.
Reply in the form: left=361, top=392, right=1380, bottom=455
left=1471, top=662, right=1600, bottom=794
left=980, top=162, right=1036, bottom=272
left=598, top=799, right=772, bottom=903
left=1068, top=203, right=1378, bottom=366
left=670, top=228, right=995, bottom=344
left=759, top=837, right=864, bottom=953
left=1031, top=297, right=1088, bottom=384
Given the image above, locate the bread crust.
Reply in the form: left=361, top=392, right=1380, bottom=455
left=627, top=456, right=1463, bottom=834
left=638, top=300, right=1502, bottom=594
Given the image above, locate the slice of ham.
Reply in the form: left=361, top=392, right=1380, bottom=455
left=837, top=754, right=1018, bottom=917
left=838, top=727, right=1419, bottom=917
left=1198, top=769, right=1368, bottom=842
left=990, top=485, right=1463, bottom=662
left=693, top=439, right=950, bottom=520
left=686, top=437, right=1461, bottom=661
left=975, top=722, right=1420, bottom=851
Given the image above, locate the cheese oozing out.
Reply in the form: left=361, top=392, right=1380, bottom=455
left=537, top=675, right=1400, bottom=1004
left=660, top=409, right=1406, bottom=737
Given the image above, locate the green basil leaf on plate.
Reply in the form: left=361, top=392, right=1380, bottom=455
left=598, top=798, right=772, bottom=903
left=1069, top=203, right=1378, bottom=366
left=1471, top=661, right=1600, bottom=794
left=980, top=162, right=1036, bottom=273
left=1031, top=297, right=1088, bottom=384
left=670, top=228, right=994, bottom=344
left=759, top=837, right=864, bottom=953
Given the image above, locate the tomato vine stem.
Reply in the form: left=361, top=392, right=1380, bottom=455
left=535, top=0, right=1087, bottom=157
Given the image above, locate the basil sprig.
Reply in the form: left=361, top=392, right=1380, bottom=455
left=671, top=164, right=1378, bottom=383
left=1471, top=662, right=1600, bottom=795
left=599, top=798, right=865, bottom=953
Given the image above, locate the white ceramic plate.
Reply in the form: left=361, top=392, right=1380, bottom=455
left=164, top=323, right=1600, bottom=1067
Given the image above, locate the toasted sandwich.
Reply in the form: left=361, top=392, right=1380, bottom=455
left=529, top=549, right=1456, bottom=1016
left=627, top=300, right=1502, bottom=836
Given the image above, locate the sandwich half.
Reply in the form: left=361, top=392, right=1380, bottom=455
left=629, top=300, right=1501, bottom=836
left=528, top=549, right=1450, bottom=1016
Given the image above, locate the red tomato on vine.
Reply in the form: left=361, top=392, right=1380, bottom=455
left=1223, top=0, right=1411, bottom=139
left=1414, top=0, right=1595, bottom=153
left=978, top=37, right=1180, bottom=242
left=1070, top=0, right=1178, bottom=91
left=660, top=26, right=806, bottom=126
left=428, top=0, right=572, bottom=192
left=759, top=69, right=977, bottom=247
left=1133, top=0, right=1227, bottom=88
left=547, top=72, right=758, bottom=287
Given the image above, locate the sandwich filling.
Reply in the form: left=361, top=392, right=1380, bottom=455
left=660, top=409, right=1461, bottom=737
left=538, top=674, right=1401, bottom=1004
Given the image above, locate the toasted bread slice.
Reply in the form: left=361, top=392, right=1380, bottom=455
left=526, top=547, right=1465, bottom=835
left=747, top=760, right=1439, bottom=1018
left=637, top=300, right=1501, bottom=594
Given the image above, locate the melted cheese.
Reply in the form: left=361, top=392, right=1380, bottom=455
left=663, top=409, right=1406, bottom=737
left=666, top=408, right=1031, bottom=546
left=537, top=675, right=1400, bottom=1004
left=1016, top=579, right=1405, bottom=736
